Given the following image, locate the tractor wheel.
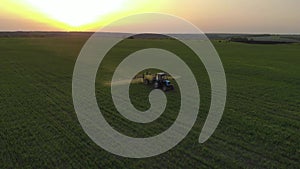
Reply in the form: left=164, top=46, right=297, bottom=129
left=162, top=85, right=167, bottom=92
left=144, top=79, right=149, bottom=85
left=154, top=82, right=159, bottom=89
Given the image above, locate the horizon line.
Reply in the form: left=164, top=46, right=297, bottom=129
left=0, top=31, right=299, bottom=35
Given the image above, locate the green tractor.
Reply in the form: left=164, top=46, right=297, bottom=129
left=143, top=72, right=174, bottom=91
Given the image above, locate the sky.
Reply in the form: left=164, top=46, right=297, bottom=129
left=0, top=0, right=299, bottom=33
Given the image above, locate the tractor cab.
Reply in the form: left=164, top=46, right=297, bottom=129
left=155, top=73, right=172, bottom=86
left=155, top=72, right=167, bottom=81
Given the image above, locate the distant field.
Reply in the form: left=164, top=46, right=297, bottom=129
left=0, top=35, right=299, bottom=168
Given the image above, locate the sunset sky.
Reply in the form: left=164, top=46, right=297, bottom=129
left=0, top=0, right=299, bottom=33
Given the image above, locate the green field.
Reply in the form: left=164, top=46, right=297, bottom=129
left=0, top=36, right=299, bottom=168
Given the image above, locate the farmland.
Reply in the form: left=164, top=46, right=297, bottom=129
left=0, top=34, right=299, bottom=168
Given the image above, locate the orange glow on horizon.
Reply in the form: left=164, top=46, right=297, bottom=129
left=0, top=0, right=159, bottom=31
left=1, top=0, right=299, bottom=33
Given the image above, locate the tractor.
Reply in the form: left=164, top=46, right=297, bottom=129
left=143, top=72, right=174, bottom=91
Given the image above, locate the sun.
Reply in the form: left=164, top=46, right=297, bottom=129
left=24, top=0, right=126, bottom=27
left=0, top=0, right=159, bottom=31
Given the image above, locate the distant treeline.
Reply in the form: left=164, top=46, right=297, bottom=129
left=0, top=32, right=299, bottom=43
left=230, top=37, right=298, bottom=44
